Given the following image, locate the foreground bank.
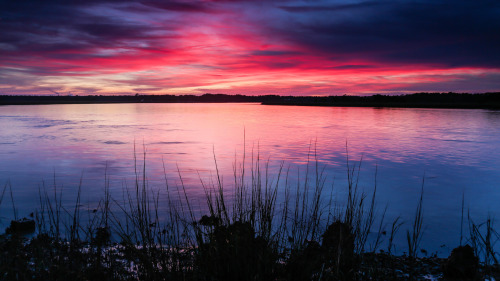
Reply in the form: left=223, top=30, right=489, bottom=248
left=3, top=224, right=497, bottom=280
left=1, top=160, right=499, bottom=281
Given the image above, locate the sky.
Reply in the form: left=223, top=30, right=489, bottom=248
left=1, top=0, right=499, bottom=96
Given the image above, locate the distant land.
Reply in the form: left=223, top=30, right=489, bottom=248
left=1, top=92, right=499, bottom=109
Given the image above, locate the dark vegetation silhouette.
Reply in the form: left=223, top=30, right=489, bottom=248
left=1, top=149, right=500, bottom=280
left=1, top=92, right=499, bottom=109
left=261, top=92, right=500, bottom=109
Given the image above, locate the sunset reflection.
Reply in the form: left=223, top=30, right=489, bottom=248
left=1, top=103, right=499, bottom=254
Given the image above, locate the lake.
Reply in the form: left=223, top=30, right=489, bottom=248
left=1, top=103, right=499, bottom=256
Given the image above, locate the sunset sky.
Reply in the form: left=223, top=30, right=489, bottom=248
left=1, top=0, right=499, bottom=96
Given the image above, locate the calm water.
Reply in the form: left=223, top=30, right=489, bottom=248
left=1, top=103, right=499, bottom=255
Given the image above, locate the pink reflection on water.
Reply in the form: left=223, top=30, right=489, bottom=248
left=1, top=103, right=499, bottom=255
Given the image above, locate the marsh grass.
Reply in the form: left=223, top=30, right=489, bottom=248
left=468, top=216, right=500, bottom=267
left=0, top=146, right=499, bottom=280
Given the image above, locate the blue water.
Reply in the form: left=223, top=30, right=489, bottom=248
left=1, top=103, right=499, bottom=256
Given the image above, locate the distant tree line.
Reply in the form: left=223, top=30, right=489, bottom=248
left=1, top=92, right=499, bottom=109
left=261, top=92, right=500, bottom=109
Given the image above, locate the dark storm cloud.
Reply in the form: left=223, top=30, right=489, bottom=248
left=277, top=0, right=500, bottom=68
left=329, top=65, right=375, bottom=70
left=390, top=73, right=500, bottom=92
left=77, top=22, right=150, bottom=40
left=0, top=0, right=169, bottom=59
left=251, top=50, right=301, bottom=56
left=262, top=61, right=300, bottom=69
left=140, top=0, right=210, bottom=12
left=279, top=2, right=382, bottom=13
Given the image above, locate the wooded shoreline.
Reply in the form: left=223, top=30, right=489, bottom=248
left=1, top=92, right=499, bottom=109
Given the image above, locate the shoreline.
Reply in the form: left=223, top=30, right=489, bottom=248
left=1, top=92, right=500, bottom=109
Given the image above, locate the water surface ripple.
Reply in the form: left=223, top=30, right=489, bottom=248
left=1, top=103, right=499, bottom=256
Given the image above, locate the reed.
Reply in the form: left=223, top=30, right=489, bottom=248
left=406, top=179, right=425, bottom=260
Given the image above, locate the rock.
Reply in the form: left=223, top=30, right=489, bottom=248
left=5, top=218, right=36, bottom=235
left=92, top=227, right=111, bottom=246
left=286, top=240, right=323, bottom=281
left=322, top=220, right=356, bottom=279
left=442, top=245, right=478, bottom=280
